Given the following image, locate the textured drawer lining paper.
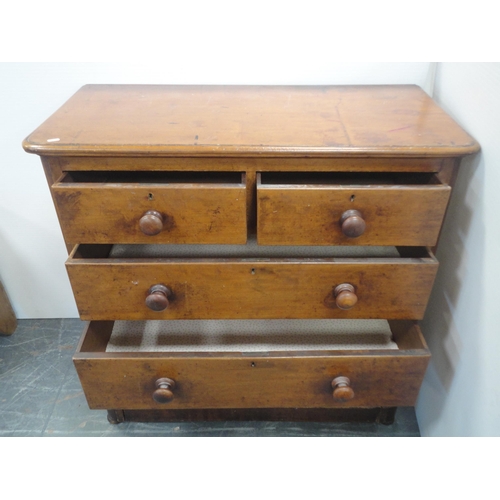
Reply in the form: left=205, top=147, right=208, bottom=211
left=109, top=238, right=401, bottom=259
left=106, top=320, right=398, bottom=352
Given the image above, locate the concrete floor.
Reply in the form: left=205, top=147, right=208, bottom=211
left=0, top=319, right=420, bottom=436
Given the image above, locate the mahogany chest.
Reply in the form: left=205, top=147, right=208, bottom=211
left=23, top=85, right=479, bottom=424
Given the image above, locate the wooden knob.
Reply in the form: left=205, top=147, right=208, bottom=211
left=145, top=284, right=172, bottom=311
left=334, top=283, right=358, bottom=310
left=153, top=378, right=176, bottom=403
left=340, top=210, right=366, bottom=238
left=331, top=376, right=355, bottom=401
left=139, top=210, right=163, bottom=236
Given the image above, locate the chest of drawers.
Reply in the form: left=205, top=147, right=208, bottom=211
left=23, top=85, right=479, bottom=424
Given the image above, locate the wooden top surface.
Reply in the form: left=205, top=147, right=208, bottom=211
left=23, top=84, right=479, bottom=158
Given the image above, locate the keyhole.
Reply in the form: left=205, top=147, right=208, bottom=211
left=148, top=193, right=154, bottom=201
left=350, top=195, right=355, bottom=202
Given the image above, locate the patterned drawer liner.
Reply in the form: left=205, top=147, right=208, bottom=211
left=109, top=237, right=401, bottom=259
left=106, top=319, right=398, bottom=352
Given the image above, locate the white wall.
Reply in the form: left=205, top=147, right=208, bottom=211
left=0, top=62, right=433, bottom=319
left=417, top=63, right=500, bottom=436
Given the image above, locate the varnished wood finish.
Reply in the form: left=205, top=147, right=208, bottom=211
left=340, top=210, right=366, bottom=238
left=331, top=376, right=355, bottom=401
left=153, top=378, right=176, bottom=403
left=73, top=321, right=430, bottom=410
left=145, top=285, right=172, bottom=312
left=66, top=249, right=438, bottom=320
left=139, top=210, right=163, bottom=236
left=334, top=284, right=358, bottom=310
left=23, top=85, right=479, bottom=157
left=52, top=173, right=247, bottom=244
left=257, top=174, right=451, bottom=246
left=26, top=85, right=480, bottom=423
left=44, top=155, right=448, bottom=173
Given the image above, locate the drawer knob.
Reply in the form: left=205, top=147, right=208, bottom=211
left=139, top=210, right=164, bottom=236
left=153, top=377, right=176, bottom=403
left=334, top=283, right=358, bottom=310
left=145, top=284, right=172, bottom=311
left=331, top=376, right=355, bottom=401
left=340, top=210, right=366, bottom=238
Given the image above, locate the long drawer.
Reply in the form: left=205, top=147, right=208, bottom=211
left=52, top=171, right=247, bottom=244
left=257, top=172, right=451, bottom=246
left=73, top=320, right=431, bottom=410
left=66, top=244, right=439, bottom=320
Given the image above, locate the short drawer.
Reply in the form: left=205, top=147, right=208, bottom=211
left=52, top=171, right=247, bottom=244
left=257, top=172, right=451, bottom=246
left=73, top=320, right=431, bottom=410
left=66, top=244, right=438, bottom=320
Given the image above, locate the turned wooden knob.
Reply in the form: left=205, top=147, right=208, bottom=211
left=334, top=283, right=358, bottom=310
left=153, top=378, right=176, bottom=403
left=145, top=284, right=172, bottom=311
left=340, top=210, right=366, bottom=238
left=139, top=210, right=163, bottom=236
left=331, top=376, right=355, bottom=401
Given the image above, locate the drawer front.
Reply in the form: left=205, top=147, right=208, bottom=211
left=52, top=172, right=247, bottom=244
left=257, top=174, right=451, bottom=246
left=74, top=321, right=430, bottom=410
left=66, top=250, right=438, bottom=320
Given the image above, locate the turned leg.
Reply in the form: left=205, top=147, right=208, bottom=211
left=107, top=410, right=125, bottom=424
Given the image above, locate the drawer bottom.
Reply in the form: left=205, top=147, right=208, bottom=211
left=74, top=320, right=430, bottom=413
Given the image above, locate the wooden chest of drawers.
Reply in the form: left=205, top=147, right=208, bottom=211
left=23, top=85, right=479, bottom=424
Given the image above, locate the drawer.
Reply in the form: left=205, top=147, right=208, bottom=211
left=52, top=171, right=247, bottom=244
left=73, top=320, right=431, bottom=410
left=66, top=244, right=438, bottom=320
left=257, top=172, right=451, bottom=246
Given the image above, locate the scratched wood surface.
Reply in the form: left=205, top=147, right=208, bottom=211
left=66, top=251, right=439, bottom=320
left=52, top=172, right=247, bottom=244
left=73, top=320, right=430, bottom=410
left=23, top=85, right=479, bottom=157
left=257, top=173, right=451, bottom=246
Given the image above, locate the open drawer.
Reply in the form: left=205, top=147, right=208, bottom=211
left=73, top=319, right=431, bottom=410
left=66, top=243, right=439, bottom=320
left=52, top=171, right=247, bottom=244
left=257, top=172, right=451, bottom=246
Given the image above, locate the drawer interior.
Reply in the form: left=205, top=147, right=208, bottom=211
left=71, top=240, right=433, bottom=260
left=56, top=170, right=244, bottom=185
left=106, top=319, right=399, bottom=352
left=259, top=171, right=442, bottom=186
left=77, top=320, right=426, bottom=356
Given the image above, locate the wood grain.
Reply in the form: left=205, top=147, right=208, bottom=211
left=73, top=320, right=430, bottom=410
left=53, top=173, right=247, bottom=244
left=25, top=84, right=479, bottom=422
left=66, top=250, right=439, bottom=320
left=257, top=174, right=451, bottom=246
left=47, top=156, right=447, bottom=173
left=23, top=85, right=479, bottom=158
